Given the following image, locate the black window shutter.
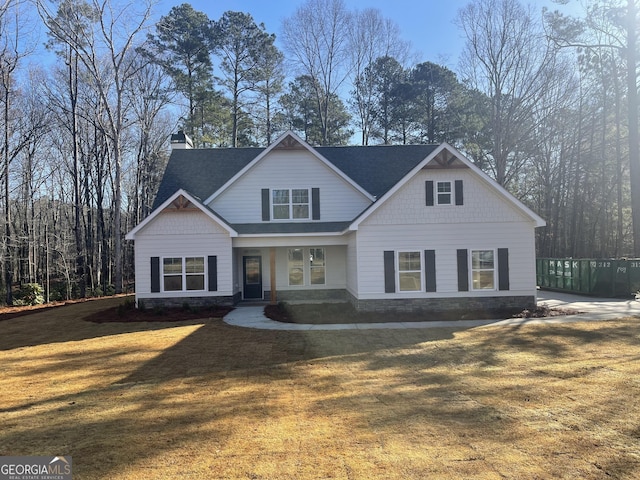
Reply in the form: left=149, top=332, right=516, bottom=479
left=208, top=256, right=218, bottom=291
left=457, top=249, right=469, bottom=291
left=424, top=250, right=436, bottom=292
left=151, top=257, right=160, bottom=293
left=425, top=181, right=434, bottom=206
left=261, top=189, right=270, bottom=221
left=384, top=251, right=395, bottom=293
left=312, top=188, right=320, bottom=220
left=455, top=180, right=464, bottom=205
left=498, top=248, right=510, bottom=291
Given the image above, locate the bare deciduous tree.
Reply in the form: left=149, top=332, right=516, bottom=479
left=282, top=0, right=352, bottom=145
left=348, top=8, right=411, bottom=145
left=457, top=0, right=556, bottom=187
left=38, top=0, right=154, bottom=293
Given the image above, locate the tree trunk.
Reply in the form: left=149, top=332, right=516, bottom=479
left=4, top=73, right=11, bottom=305
left=627, top=0, right=640, bottom=256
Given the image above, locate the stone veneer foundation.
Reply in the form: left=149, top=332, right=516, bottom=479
left=347, top=292, right=536, bottom=315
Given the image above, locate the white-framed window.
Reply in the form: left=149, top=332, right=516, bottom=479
left=398, top=251, right=422, bottom=292
left=288, top=248, right=304, bottom=285
left=310, top=248, right=326, bottom=285
left=471, top=249, right=495, bottom=290
left=287, top=247, right=327, bottom=286
left=272, top=188, right=310, bottom=220
left=163, top=256, right=205, bottom=292
left=436, top=181, right=452, bottom=205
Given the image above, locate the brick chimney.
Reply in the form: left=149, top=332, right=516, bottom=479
left=170, top=130, right=193, bottom=149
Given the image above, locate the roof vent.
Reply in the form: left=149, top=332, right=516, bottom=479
left=170, top=130, right=193, bottom=149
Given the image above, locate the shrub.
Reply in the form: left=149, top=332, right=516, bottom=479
left=117, top=298, right=135, bottom=317
left=15, top=283, right=45, bottom=306
left=105, top=284, right=116, bottom=296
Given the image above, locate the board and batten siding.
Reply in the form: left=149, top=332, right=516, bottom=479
left=354, top=223, right=535, bottom=298
left=133, top=210, right=233, bottom=298
left=210, top=150, right=371, bottom=223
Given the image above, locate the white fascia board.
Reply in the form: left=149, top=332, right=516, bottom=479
left=348, top=144, right=447, bottom=230
left=237, top=231, right=347, bottom=238
left=204, top=130, right=375, bottom=205
left=349, top=143, right=546, bottom=230
left=439, top=143, right=546, bottom=227
left=125, top=189, right=238, bottom=239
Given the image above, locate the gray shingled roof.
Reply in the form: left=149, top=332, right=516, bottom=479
left=153, top=144, right=439, bottom=210
left=316, top=145, right=439, bottom=199
left=153, top=145, right=437, bottom=208
left=153, top=148, right=262, bottom=209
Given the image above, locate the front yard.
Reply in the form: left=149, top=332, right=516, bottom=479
left=1, top=298, right=640, bottom=479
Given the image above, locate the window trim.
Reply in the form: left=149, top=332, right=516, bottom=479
left=271, top=188, right=311, bottom=221
left=397, top=250, right=423, bottom=292
left=309, top=247, right=326, bottom=285
left=287, top=247, right=327, bottom=286
left=436, top=181, right=453, bottom=205
left=161, top=256, right=207, bottom=293
left=469, top=249, right=497, bottom=291
left=287, top=248, right=305, bottom=286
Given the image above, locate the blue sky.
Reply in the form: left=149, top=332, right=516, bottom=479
left=154, top=0, right=581, bottom=71
left=155, top=0, right=474, bottom=69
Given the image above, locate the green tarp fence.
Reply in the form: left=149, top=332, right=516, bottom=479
left=537, top=258, right=640, bottom=297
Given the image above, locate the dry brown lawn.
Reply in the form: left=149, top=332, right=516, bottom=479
left=1, top=298, right=640, bottom=479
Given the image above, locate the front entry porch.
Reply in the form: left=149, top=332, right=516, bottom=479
left=234, top=245, right=349, bottom=304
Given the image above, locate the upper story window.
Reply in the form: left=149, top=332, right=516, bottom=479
left=426, top=180, right=463, bottom=206
left=436, top=181, right=452, bottom=205
left=273, top=188, right=310, bottom=220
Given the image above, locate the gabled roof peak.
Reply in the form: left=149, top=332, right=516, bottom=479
left=126, top=189, right=237, bottom=239
left=273, top=133, right=307, bottom=150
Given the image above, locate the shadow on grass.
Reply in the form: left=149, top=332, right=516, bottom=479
left=3, top=300, right=640, bottom=479
left=0, top=297, right=216, bottom=351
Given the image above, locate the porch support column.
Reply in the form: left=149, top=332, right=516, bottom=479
left=270, top=247, right=277, bottom=304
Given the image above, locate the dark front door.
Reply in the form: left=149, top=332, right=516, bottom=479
left=243, top=256, right=263, bottom=300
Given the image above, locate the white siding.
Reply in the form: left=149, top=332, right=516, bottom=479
left=355, top=222, right=536, bottom=299
left=133, top=210, right=233, bottom=299
left=350, top=169, right=536, bottom=299
left=351, top=167, right=539, bottom=299
left=362, top=169, right=529, bottom=226
left=210, top=150, right=371, bottom=223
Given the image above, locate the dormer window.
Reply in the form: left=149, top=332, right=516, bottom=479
left=272, top=188, right=310, bottom=220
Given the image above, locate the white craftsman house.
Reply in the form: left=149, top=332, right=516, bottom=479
left=126, top=130, right=545, bottom=314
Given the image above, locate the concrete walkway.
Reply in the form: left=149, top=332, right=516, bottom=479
left=223, top=291, right=640, bottom=331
